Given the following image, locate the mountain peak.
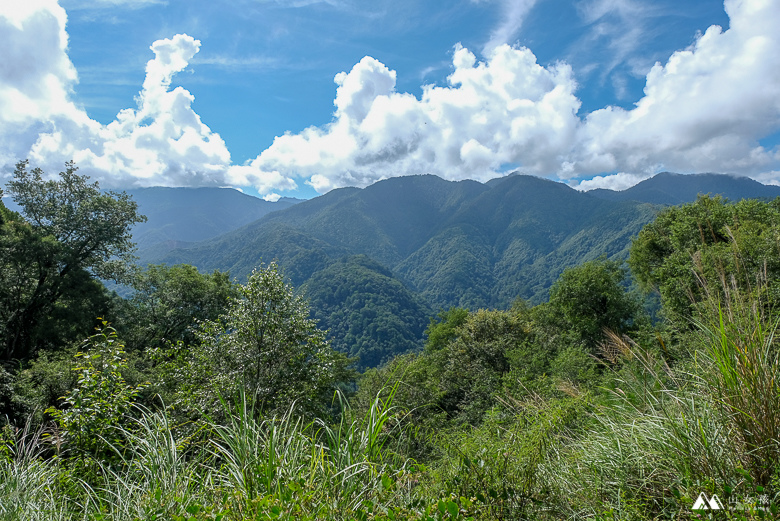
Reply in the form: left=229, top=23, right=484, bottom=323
left=588, top=172, right=780, bottom=205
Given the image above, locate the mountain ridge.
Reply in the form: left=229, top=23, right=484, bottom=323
left=587, top=172, right=780, bottom=204
left=134, top=171, right=780, bottom=367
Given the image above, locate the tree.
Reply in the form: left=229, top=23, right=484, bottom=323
left=173, top=263, right=354, bottom=419
left=628, top=195, right=780, bottom=323
left=542, top=258, right=641, bottom=349
left=116, top=264, right=235, bottom=352
left=424, top=307, right=469, bottom=353
left=432, top=308, right=527, bottom=424
left=46, top=322, right=145, bottom=460
left=0, top=160, right=145, bottom=362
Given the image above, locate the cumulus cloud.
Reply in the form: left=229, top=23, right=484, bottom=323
left=0, top=0, right=89, bottom=167
left=247, top=44, right=581, bottom=193
left=568, top=0, right=780, bottom=179
left=572, top=172, right=651, bottom=191
left=3, top=0, right=780, bottom=196
left=0, top=2, right=240, bottom=188
left=244, top=0, right=780, bottom=193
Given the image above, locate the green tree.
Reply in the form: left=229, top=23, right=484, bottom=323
left=172, top=263, right=354, bottom=419
left=629, top=195, right=780, bottom=323
left=424, top=307, right=469, bottom=353
left=542, top=258, right=641, bottom=349
left=432, top=309, right=528, bottom=424
left=116, top=264, right=235, bottom=352
left=46, top=321, right=145, bottom=459
left=0, top=161, right=145, bottom=361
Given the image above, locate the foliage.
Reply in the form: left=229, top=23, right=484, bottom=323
left=165, top=262, right=355, bottom=420
left=46, top=322, right=146, bottom=459
left=117, top=263, right=235, bottom=352
left=692, top=263, right=780, bottom=486
left=430, top=395, right=588, bottom=520
left=6, top=176, right=780, bottom=519
left=0, top=161, right=145, bottom=362
left=542, top=257, right=643, bottom=350
left=305, top=255, right=431, bottom=369
left=424, top=307, right=469, bottom=353
left=629, top=195, right=780, bottom=325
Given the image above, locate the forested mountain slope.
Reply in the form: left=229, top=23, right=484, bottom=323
left=158, top=174, right=657, bottom=307
left=146, top=172, right=780, bottom=365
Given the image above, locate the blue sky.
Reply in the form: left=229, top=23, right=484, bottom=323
left=1, top=0, right=778, bottom=200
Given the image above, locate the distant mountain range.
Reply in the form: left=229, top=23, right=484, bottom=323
left=129, top=171, right=780, bottom=367
left=126, top=187, right=301, bottom=263
left=588, top=172, right=780, bottom=204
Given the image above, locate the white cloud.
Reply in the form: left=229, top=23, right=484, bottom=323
left=568, top=0, right=780, bottom=180
left=28, top=33, right=235, bottom=187
left=751, top=170, right=780, bottom=186
left=3, top=0, right=780, bottom=197
left=244, top=0, right=780, bottom=193
left=576, top=0, right=652, bottom=82
left=0, top=3, right=238, bottom=188
left=0, top=0, right=92, bottom=168
left=572, top=172, right=650, bottom=191
left=247, top=44, right=581, bottom=193
left=483, top=0, right=540, bottom=54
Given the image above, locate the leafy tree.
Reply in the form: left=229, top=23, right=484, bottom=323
left=432, top=309, right=528, bottom=424
left=424, top=307, right=469, bottom=353
left=629, top=195, right=780, bottom=323
left=116, top=264, right=235, bottom=352
left=46, top=322, right=145, bottom=459
left=541, top=258, right=642, bottom=349
left=170, top=263, right=355, bottom=419
left=0, top=161, right=145, bottom=362
left=362, top=309, right=529, bottom=427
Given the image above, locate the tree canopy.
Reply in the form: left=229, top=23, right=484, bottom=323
left=167, top=263, right=355, bottom=419
left=629, top=195, right=780, bottom=323
left=1, top=161, right=145, bottom=362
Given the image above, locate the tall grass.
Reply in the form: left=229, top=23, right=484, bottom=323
left=536, top=247, right=780, bottom=519
left=92, top=407, right=214, bottom=520
left=0, top=420, right=75, bottom=521
left=694, top=272, right=780, bottom=485
left=0, top=389, right=480, bottom=520
left=539, top=333, right=744, bottom=519
left=209, top=386, right=414, bottom=518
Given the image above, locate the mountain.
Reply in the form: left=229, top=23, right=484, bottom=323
left=159, top=174, right=657, bottom=309
left=138, top=172, right=780, bottom=367
left=587, top=172, right=780, bottom=205
left=127, top=187, right=301, bottom=263
left=152, top=175, right=657, bottom=367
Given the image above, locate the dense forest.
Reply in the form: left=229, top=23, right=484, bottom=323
left=1, top=161, right=780, bottom=519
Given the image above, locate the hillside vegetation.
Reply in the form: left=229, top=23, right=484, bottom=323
left=150, top=172, right=780, bottom=367
left=155, top=174, right=661, bottom=364
left=158, top=174, right=657, bottom=309
left=2, top=163, right=779, bottom=519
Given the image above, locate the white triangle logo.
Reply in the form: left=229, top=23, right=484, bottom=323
left=709, top=494, right=724, bottom=510
left=692, top=493, right=710, bottom=509
left=692, top=492, right=724, bottom=510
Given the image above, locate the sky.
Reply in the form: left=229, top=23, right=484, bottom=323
left=0, top=0, right=779, bottom=201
